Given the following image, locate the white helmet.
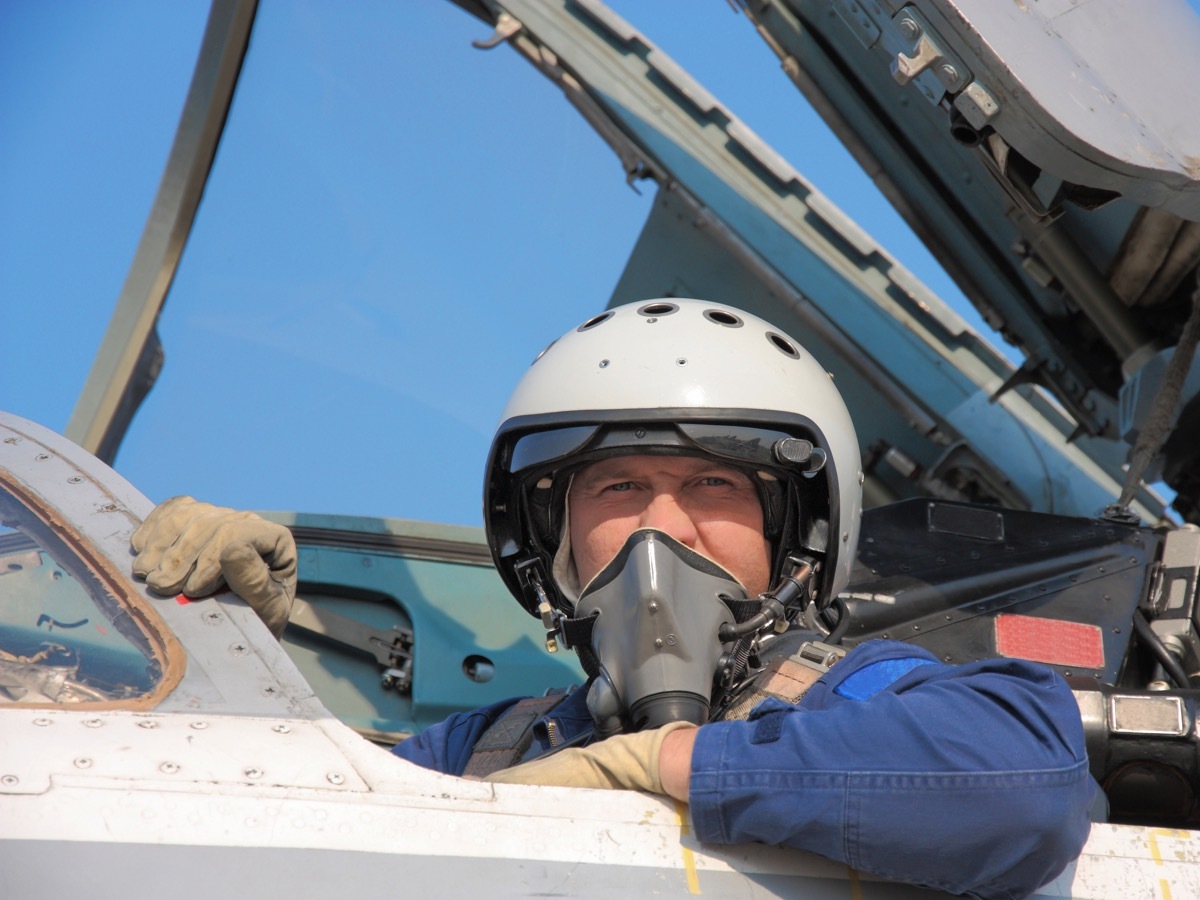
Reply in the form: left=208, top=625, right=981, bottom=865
left=484, top=299, right=862, bottom=618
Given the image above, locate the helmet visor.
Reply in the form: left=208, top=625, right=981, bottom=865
left=508, top=421, right=823, bottom=478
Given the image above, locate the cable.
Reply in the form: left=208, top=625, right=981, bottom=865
left=1132, top=608, right=1191, bottom=688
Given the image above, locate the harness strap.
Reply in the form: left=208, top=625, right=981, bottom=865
left=462, top=693, right=570, bottom=778
left=720, top=640, right=846, bottom=721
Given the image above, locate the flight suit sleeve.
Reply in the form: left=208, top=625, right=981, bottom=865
left=688, top=640, right=1094, bottom=899
left=392, top=696, right=524, bottom=776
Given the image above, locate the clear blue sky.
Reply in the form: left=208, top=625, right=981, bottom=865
left=0, top=1, right=1111, bottom=527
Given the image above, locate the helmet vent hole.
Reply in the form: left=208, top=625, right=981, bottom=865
left=578, top=311, right=614, bottom=332
left=703, top=309, right=743, bottom=328
left=767, top=332, right=800, bottom=358
left=638, top=302, right=679, bottom=317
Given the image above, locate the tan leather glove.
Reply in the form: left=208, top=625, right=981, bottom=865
left=131, top=496, right=297, bottom=639
left=484, top=722, right=696, bottom=794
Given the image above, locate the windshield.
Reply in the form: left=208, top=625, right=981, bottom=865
left=0, top=482, right=174, bottom=706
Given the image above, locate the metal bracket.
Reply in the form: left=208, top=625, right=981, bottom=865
left=889, top=6, right=970, bottom=100
left=472, top=12, right=522, bottom=50
left=288, top=597, right=414, bottom=693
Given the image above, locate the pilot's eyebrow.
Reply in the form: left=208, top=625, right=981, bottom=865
left=575, top=460, right=742, bottom=490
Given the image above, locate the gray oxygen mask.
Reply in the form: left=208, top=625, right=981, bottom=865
left=576, top=528, right=745, bottom=734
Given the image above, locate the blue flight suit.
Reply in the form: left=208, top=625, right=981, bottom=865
left=394, top=639, right=1094, bottom=898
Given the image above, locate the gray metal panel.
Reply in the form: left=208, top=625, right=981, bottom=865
left=941, top=0, right=1200, bottom=219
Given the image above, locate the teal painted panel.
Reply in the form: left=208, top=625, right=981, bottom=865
left=265, top=513, right=585, bottom=741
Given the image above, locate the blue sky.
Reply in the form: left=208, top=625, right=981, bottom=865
left=0, top=1, right=1082, bottom=528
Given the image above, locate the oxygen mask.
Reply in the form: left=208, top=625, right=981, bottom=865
left=576, top=528, right=746, bottom=735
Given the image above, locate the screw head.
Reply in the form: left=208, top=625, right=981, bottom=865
left=160, top=762, right=180, bottom=774
left=74, top=757, right=92, bottom=769
left=137, top=719, right=159, bottom=729
left=327, top=772, right=345, bottom=785
left=272, top=724, right=292, bottom=734
left=244, top=768, right=263, bottom=780
left=1, top=775, right=18, bottom=787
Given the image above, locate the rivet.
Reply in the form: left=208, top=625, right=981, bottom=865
left=648, top=601, right=658, bottom=613
left=83, top=719, right=103, bottom=729
left=33, top=718, right=51, bottom=727
left=654, top=638, right=664, bottom=648
left=160, top=762, right=180, bottom=774
left=327, top=772, right=345, bottom=786
left=1113, top=627, right=1121, bottom=634
left=74, top=758, right=92, bottom=769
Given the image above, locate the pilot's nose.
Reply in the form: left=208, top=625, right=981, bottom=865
left=639, top=492, right=698, bottom=547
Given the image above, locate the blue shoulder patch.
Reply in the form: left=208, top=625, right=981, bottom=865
left=834, top=657, right=940, bottom=702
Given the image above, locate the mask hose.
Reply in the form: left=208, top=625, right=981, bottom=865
left=718, top=560, right=814, bottom=642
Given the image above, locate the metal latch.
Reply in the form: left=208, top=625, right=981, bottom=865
left=889, top=6, right=970, bottom=101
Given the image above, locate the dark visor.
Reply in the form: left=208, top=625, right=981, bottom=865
left=509, top=422, right=823, bottom=475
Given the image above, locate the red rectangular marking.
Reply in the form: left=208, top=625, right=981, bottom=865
left=995, top=614, right=1104, bottom=669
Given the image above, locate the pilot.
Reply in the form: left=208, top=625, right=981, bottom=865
left=131, top=299, right=1094, bottom=898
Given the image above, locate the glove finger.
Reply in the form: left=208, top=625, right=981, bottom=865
left=138, top=506, right=252, bottom=595
left=215, top=540, right=294, bottom=638
left=189, top=517, right=297, bottom=583
left=131, top=496, right=207, bottom=573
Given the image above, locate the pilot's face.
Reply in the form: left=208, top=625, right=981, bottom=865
left=568, top=454, right=771, bottom=597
